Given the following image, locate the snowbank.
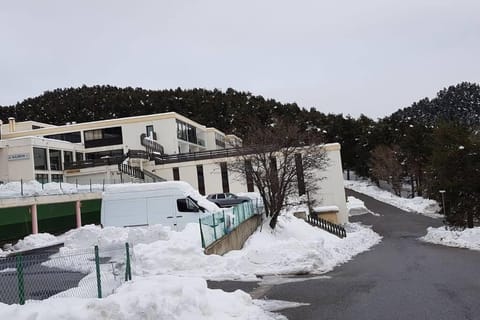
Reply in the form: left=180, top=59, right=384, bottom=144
left=0, top=180, right=104, bottom=198
left=346, top=196, right=378, bottom=216
left=133, top=213, right=381, bottom=280
left=0, top=275, right=284, bottom=320
left=344, top=179, right=441, bottom=218
left=421, top=226, right=480, bottom=251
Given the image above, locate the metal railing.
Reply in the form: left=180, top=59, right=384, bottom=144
left=140, top=133, right=164, bottom=155
left=198, top=200, right=262, bottom=248
left=118, top=163, right=144, bottom=180
left=0, top=243, right=133, bottom=305
left=64, top=156, right=125, bottom=170
left=306, top=214, right=347, bottom=238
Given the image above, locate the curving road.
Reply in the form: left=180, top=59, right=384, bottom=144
left=210, top=189, right=480, bottom=320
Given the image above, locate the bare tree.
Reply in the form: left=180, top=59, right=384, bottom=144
left=369, top=145, right=404, bottom=196
left=229, top=119, right=328, bottom=229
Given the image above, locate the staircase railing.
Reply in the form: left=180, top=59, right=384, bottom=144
left=306, top=214, right=347, bottom=238
left=140, top=133, right=164, bottom=155
left=118, top=163, right=144, bottom=180
left=143, top=169, right=166, bottom=182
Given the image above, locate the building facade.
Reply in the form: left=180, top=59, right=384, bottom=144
left=0, top=112, right=347, bottom=223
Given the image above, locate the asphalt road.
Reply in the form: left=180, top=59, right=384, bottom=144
left=209, top=189, right=480, bottom=320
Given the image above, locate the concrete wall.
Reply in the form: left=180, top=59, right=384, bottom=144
left=204, top=214, right=261, bottom=255
left=310, top=143, right=348, bottom=224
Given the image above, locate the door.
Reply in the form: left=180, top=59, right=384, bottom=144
left=146, top=197, right=176, bottom=228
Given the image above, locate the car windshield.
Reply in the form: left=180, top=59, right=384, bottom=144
left=226, top=193, right=236, bottom=198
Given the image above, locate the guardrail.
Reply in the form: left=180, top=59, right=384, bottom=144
left=198, top=200, right=262, bottom=248
left=118, top=163, right=144, bottom=180
left=64, top=156, right=125, bottom=170
left=306, top=214, right=347, bottom=238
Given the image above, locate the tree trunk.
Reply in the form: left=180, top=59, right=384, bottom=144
left=467, top=211, right=474, bottom=228
left=346, top=169, right=350, bottom=180
left=269, top=212, right=280, bottom=229
left=410, top=175, right=415, bottom=198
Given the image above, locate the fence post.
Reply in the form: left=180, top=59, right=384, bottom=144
left=21, top=179, right=23, bottom=196
left=102, top=179, right=105, bottom=191
left=76, top=179, right=78, bottom=189
left=212, top=214, right=217, bottom=240
left=90, top=179, right=92, bottom=192
left=16, top=255, right=25, bottom=305
left=223, top=211, right=226, bottom=233
left=94, top=245, right=102, bottom=298
left=198, top=218, right=205, bottom=248
left=125, top=243, right=132, bottom=281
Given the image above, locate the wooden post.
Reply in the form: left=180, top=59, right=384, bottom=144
left=31, top=204, right=38, bottom=234
left=75, top=200, right=82, bottom=228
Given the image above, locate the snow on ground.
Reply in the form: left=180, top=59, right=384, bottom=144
left=421, top=226, right=480, bottom=251
left=0, top=180, right=105, bottom=198
left=347, top=196, right=379, bottom=217
left=344, top=179, right=442, bottom=218
left=8, top=212, right=381, bottom=282
left=0, top=275, right=285, bottom=320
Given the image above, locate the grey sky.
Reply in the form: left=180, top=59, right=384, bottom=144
left=1, top=0, right=479, bottom=119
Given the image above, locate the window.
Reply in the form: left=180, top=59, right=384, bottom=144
left=45, top=132, right=81, bottom=143
left=172, top=167, right=180, bottom=181
left=33, top=148, right=47, bottom=170
left=76, top=152, right=84, bottom=161
left=146, top=125, right=154, bottom=138
left=217, top=194, right=225, bottom=199
left=176, top=120, right=197, bottom=144
left=177, top=198, right=200, bottom=212
left=84, top=127, right=123, bottom=148
left=85, top=149, right=123, bottom=160
left=295, top=153, right=305, bottom=196
left=64, top=151, right=73, bottom=165
left=196, top=165, right=205, bottom=195
left=51, top=174, right=63, bottom=182
left=49, top=149, right=62, bottom=171
left=35, top=173, right=48, bottom=184
left=215, top=133, right=225, bottom=148
left=220, top=162, right=229, bottom=193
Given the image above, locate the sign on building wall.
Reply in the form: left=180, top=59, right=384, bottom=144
left=8, top=153, right=30, bottom=161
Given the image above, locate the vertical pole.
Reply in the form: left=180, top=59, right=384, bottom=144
left=90, top=179, right=92, bottom=192
left=16, top=255, right=25, bottom=305
left=94, top=245, right=102, bottom=298
left=125, top=243, right=132, bottom=281
left=223, top=211, right=226, bottom=233
left=198, top=218, right=205, bottom=248
left=31, top=204, right=38, bottom=234
left=76, top=179, right=78, bottom=189
left=21, top=179, right=23, bottom=196
left=212, top=214, right=217, bottom=240
left=75, top=200, right=82, bottom=228
left=102, top=179, right=105, bottom=191
left=60, top=181, right=62, bottom=190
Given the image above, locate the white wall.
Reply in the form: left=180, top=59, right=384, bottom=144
left=310, top=144, right=348, bottom=224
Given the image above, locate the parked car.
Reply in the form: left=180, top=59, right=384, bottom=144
left=206, top=193, right=251, bottom=207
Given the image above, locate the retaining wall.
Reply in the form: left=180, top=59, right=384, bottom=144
left=204, top=214, right=262, bottom=256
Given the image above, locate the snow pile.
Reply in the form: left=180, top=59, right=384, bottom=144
left=344, top=179, right=441, bottom=218
left=346, top=196, right=376, bottom=216
left=0, top=180, right=105, bottom=198
left=133, top=213, right=381, bottom=280
left=0, top=275, right=284, bottom=320
left=12, top=233, right=61, bottom=251
left=421, top=226, right=480, bottom=251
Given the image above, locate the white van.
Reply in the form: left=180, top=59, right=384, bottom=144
left=100, top=181, right=219, bottom=230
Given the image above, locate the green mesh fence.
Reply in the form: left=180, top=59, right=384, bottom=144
left=199, top=200, right=263, bottom=248
left=0, top=243, right=133, bottom=305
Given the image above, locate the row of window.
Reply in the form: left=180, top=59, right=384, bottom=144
left=35, top=173, right=63, bottom=183
left=43, top=127, right=123, bottom=149
left=176, top=120, right=198, bottom=144
left=33, top=148, right=82, bottom=171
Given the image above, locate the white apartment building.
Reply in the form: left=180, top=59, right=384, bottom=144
left=0, top=112, right=347, bottom=223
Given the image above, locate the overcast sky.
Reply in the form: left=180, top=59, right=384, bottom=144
left=1, top=1, right=479, bottom=119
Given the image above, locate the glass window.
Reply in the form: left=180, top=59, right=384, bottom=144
left=35, top=173, right=48, bottom=184
left=45, top=132, right=81, bottom=143
left=76, top=152, right=84, bottom=161
left=51, top=174, right=63, bottom=182
left=217, top=194, right=225, bottom=199
left=176, top=120, right=197, bottom=144
left=49, top=149, right=62, bottom=171
left=146, top=125, right=154, bottom=138
left=85, top=149, right=123, bottom=160
left=177, top=198, right=199, bottom=212
left=84, top=127, right=123, bottom=148
left=196, top=165, right=205, bottom=195
left=220, top=162, right=229, bottom=193
left=33, top=148, right=47, bottom=170
left=172, top=167, right=180, bottom=181
left=64, top=151, right=73, bottom=165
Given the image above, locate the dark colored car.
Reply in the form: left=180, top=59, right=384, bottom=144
left=206, top=193, right=250, bottom=207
